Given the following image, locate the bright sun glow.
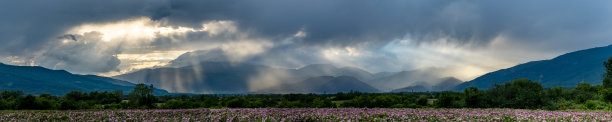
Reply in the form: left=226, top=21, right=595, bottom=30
left=68, top=17, right=205, bottom=42
left=62, top=17, right=220, bottom=76
left=96, top=50, right=189, bottom=77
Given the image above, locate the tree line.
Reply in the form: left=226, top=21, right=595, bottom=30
left=0, top=78, right=610, bottom=110
left=1, top=57, right=612, bottom=110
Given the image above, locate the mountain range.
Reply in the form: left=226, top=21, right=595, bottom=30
left=455, top=45, right=612, bottom=90
left=113, top=62, right=385, bottom=93
left=4, top=44, right=612, bottom=94
left=0, top=63, right=168, bottom=95
left=365, top=68, right=464, bottom=92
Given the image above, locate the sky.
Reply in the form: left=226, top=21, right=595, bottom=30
left=1, top=0, right=612, bottom=81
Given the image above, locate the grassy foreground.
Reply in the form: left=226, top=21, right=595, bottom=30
left=0, top=108, right=611, bottom=121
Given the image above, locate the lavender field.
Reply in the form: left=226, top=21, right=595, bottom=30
left=1, top=108, right=611, bottom=121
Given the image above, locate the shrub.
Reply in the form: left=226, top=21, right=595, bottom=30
left=584, top=100, right=607, bottom=110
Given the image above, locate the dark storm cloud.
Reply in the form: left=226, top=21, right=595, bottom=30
left=1, top=0, right=612, bottom=74
left=2, top=0, right=611, bottom=54
left=162, top=0, right=442, bottom=46
left=159, top=0, right=612, bottom=48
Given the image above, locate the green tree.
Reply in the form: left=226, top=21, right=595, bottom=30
left=39, top=94, right=58, bottom=101
left=225, top=97, right=248, bottom=108
left=544, top=87, right=564, bottom=101
left=1, top=91, right=23, bottom=100
left=416, top=95, right=428, bottom=106
left=128, top=83, right=156, bottom=108
left=59, top=99, right=80, bottom=110
left=36, top=97, right=57, bottom=110
left=17, top=95, right=37, bottom=109
left=602, top=88, right=612, bottom=103
left=464, top=87, right=484, bottom=108
left=372, top=95, right=399, bottom=107
left=200, top=96, right=220, bottom=108
left=436, top=91, right=459, bottom=108
left=488, top=79, right=544, bottom=109
left=573, top=82, right=598, bottom=103
left=64, top=91, right=83, bottom=101
left=311, top=98, right=334, bottom=108
left=161, top=99, right=190, bottom=109
left=339, top=95, right=372, bottom=108
left=604, top=57, right=612, bottom=88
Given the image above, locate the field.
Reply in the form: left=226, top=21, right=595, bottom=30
left=1, top=108, right=611, bottom=121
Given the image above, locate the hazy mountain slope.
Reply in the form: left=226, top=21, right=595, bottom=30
left=371, top=72, right=398, bottom=80
left=271, top=76, right=379, bottom=93
left=114, top=62, right=381, bottom=94
left=391, top=85, right=429, bottom=92
left=0, top=63, right=168, bottom=95
left=293, top=64, right=373, bottom=81
left=432, top=77, right=464, bottom=90
left=455, top=45, right=612, bottom=90
left=169, top=49, right=376, bottom=80
left=114, top=62, right=277, bottom=93
left=79, top=75, right=138, bottom=86
left=391, top=77, right=463, bottom=92
left=166, top=49, right=465, bottom=93
left=367, top=68, right=462, bottom=91
left=167, top=49, right=230, bottom=68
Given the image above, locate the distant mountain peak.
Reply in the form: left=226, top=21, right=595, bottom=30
left=169, top=49, right=231, bottom=67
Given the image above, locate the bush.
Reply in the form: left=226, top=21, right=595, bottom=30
left=584, top=100, right=607, bottom=110
left=311, top=98, right=335, bottom=108
left=390, top=104, right=405, bottom=108
left=543, top=99, right=573, bottom=110
left=226, top=97, right=248, bottom=108
left=162, top=99, right=189, bottom=109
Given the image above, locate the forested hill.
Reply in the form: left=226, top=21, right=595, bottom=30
left=0, top=63, right=168, bottom=95
left=455, top=45, right=612, bottom=90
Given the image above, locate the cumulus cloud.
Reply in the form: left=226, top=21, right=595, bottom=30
left=36, top=32, right=121, bottom=74
left=63, top=17, right=271, bottom=75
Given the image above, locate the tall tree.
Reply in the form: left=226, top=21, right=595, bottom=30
left=464, top=87, right=483, bottom=108
left=17, top=95, right=37, bottom=109
left=436, top=91, right=457, bottom=108
left=128, top=83, right=156, bottom=108
left=603, top=57, right=612, bottom=88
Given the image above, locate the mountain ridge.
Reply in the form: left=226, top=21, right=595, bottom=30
left=455, top=45, right=612, bottom=90
left=0, top=63, right=169, bottom=95
left=113, top=62, right=381, bottom=94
